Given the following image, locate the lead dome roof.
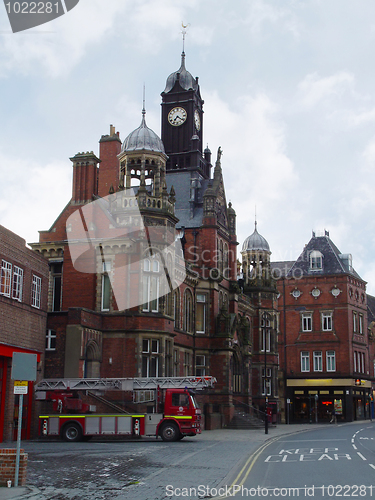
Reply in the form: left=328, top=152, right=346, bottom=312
left=121, top=110, right=165, bottom=154
left=163, top=52, right=198, bottom=93
left=242, top=223, right=270, bottom=252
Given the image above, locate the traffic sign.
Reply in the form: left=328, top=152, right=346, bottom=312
left=14, top=381, right=28, bottom=395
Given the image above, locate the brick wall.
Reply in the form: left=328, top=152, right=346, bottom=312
left=0, top=449, right=28, bottom=486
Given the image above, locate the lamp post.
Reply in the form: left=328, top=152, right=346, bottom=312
left=265, top=345, right=268, bottom=434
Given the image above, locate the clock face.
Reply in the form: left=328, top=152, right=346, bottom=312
left=168, top=107, right=187, bottom=126
left=194, top=110, right=201, bottom=131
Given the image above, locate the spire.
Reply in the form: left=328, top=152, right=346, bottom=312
left=141, top=83, right=146, bottom=125
left=255, top=205, right=257, bottom=231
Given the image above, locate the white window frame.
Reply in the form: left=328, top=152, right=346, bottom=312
left=31, top=274, right=41, bottom=309
left=310, top=250, right=323, bottom=270
left=45, top=329, right=57, bottom=351
left=326, top=350, right=336, bottom=372
left=12, top=266, right=23, bottom=302
left=302, top=313, right=312, bottom=332
left=142, top=338, right=160, bottom=377
left=142, top=258, right=160, bottom=313
left=301, top=351, right=310, bottom=372
left=0, top=260, right=12, bottom=297
left=322, top=312, right=333, bottom=331
left=313, top=351, right=322, bottom=372
left=353, top=312, right=357, bottom=333
left=196, top=293, right=207, bottom=334
left=359, top=314, right=363, bottom=334
left=195, top=355, right=206, bottom=376
left=354, top=351, right=357, bottom=373
left=262, top=367, right=272, bottom=396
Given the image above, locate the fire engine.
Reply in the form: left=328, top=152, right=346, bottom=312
left=35, top=376, right=216, bottom=442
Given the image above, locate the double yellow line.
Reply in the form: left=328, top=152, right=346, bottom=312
left=213, top=436, right=281, bottom=499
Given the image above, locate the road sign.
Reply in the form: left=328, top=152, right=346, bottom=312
left=14, top=381, right=28, bottom=395
left=11, top=353, right=37, bottom=381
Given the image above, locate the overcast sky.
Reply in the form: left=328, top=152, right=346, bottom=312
left=1, top=0, right=375, bottom=292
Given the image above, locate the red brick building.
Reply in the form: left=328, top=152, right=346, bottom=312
left=274, top=231, right=372, bottom=423
left=30, top=51, right=254, bottom=427
left=0, top=225, right=48, bottom=441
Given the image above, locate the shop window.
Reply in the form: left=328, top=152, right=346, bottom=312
left=301, top=351, right=310, bottom=372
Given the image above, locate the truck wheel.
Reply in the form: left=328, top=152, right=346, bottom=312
left=160, top=422, right=180, bottom=442
left=62, top=423, right=82, bottom=442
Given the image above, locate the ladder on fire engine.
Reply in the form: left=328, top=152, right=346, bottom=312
left=34, top=376, right=217, bottom=393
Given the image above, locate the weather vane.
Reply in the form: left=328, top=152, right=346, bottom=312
left=181, top=22, right=190, bottom=52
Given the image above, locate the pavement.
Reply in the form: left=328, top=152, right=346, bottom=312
left=0, top=422, right=328, bottom=500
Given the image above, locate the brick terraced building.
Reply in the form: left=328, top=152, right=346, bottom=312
left=0, top=225, right=48, bottom=441
left=275, top=231, right=374, bottom=423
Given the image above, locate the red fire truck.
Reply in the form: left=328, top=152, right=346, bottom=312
left=35, top=376, right=216, bottom=442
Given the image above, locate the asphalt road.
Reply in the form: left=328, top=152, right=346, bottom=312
left=2, top=423, right=375, bottom=499
left=224, top=422, right=375, bottom=499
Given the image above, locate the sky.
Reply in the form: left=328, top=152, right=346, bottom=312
left=1, top=0, right=375, bottom=292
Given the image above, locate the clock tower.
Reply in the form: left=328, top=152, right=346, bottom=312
left=161, top=51, right=210, bottom=179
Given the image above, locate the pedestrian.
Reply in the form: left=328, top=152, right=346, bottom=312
left=330, top=407, right=337, bottom=424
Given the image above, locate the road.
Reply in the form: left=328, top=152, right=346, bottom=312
left=223, top=422, right=375, bottom=499
left=2, top=423, right=375, bottom=499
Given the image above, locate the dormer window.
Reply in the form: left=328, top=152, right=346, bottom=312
left=310, top=250, right=323, bottom=271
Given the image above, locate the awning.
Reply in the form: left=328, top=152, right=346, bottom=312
left=0, top=343, right=42, bottom=362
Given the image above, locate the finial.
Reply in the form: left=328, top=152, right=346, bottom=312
left=142, top=83, right=146, bottom=117
left=181, top=22, right=190, bottom=54
left=255, top=205, right=257, bottom=230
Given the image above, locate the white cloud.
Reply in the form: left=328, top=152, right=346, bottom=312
left=297, top=71, right=355, bottom=109
left=0, top=154, right=71, bottom=243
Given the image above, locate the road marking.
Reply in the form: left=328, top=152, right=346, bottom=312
left=357, top=452, right=367, bottom=461
left=370, top=464, right=375, bottom=470
left=352, top=444, right=357, bottom=450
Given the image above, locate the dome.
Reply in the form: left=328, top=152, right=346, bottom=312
left=242, top=223, right=270, bottom=252
left=163, top=52, right=198, bottom=93
left=121, top=110, right=165, bottom=154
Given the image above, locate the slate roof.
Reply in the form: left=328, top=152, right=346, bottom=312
left=166, top=171, right=210, bottom=229
left=287, top=234, right=363, bottom=280
left=271, top=261, right=296, bottom=279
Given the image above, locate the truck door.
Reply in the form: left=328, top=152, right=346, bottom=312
left=170, top=392, right=190, bottom=417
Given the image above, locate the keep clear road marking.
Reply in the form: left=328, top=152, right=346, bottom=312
left=264, top=447, right=353, bottom=462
